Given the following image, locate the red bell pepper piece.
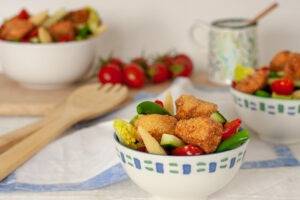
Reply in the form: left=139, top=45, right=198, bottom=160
left=172, top=145, right=204, bottom=156
left=137, top=146, right=147, bottom=153
left=154, top=100, right=164, bottom=108
left=222, top=119, right=241, bottom=140
left=58, top=34, right=74, bottom=42
left=17, top=9, right=30, bottom=20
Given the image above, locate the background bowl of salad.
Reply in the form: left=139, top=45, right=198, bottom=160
left=113, top=94, right=250, bottom=200
left=0, top=7, right=105, bottom=89
left=231, top=51, right=300, bottom=144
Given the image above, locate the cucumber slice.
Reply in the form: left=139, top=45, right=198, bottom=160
left=277, top=71, right=285, bottom=77
left=292, top=90, right=300, bottom=99
left=272, top=92, right=292, bottom=100
left=210, top=111, right=227, bottom=124
left=268, top=71, right=280, bottom=78
left=160, top=134, right=184, bottom=148
left=268, top=77, right=280, bottom=85
left=294, top=80, right=300, bottom=88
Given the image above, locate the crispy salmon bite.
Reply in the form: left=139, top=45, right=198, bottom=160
left=270, top=50, right=291, bottom=72
left=175, top=95, right=218, bottom=120
left=234, top=69, right=269, bottom=94
left=134, top=114, right=177, bottom=141
left=174, top=117, right=223, bottom=153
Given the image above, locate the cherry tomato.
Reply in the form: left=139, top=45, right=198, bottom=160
left=169, top=54, right=193, bottom=77
left=98, top=63, right=123, bottom=84
left=17, top=9, right=30, bottom=19
left=123, top=63, right=145, bottom=88
left=154, top=100, right=164, bottom=107
left=172, top=145, right=204, bottom=156
left=271, top=79, right=294, bottom=95
left=222, top=119, right=242, bottom=140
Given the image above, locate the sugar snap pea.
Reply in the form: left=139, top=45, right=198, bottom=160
left=137, top=101, right=170, bottom=115
left=216, top=129, right=249, bottom=153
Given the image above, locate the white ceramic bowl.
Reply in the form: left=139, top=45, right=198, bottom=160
left=0, top=37, right=100, bottom=89
left=231, top=88, right=300, bottom=144
left=114, top=134, right=249, bottom=200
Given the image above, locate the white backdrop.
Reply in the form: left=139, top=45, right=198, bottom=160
left=0, top=0, right=299, bottom=70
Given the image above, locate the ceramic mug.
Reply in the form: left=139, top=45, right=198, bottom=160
left=191, top=18, right=258, bottom=85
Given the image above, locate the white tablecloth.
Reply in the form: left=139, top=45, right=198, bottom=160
left=0, top=78, right=299, bottom=200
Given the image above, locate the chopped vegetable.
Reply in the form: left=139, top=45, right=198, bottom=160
left=234, top=64, right=255, bottom=82
left=138, top=127, right=166, bottom=155
left=210, top=111, right=227, bottom=124
left=38, top=27, right=52, bottom=43
left=87, top=7, right=101, bottom=34
left=154, top=100, right=164, bottom=108
left=271, top=79, right=294, bottom=95
left=292, top=90, right=300, bottom=99
left=43, top=8, right=68, bottom=27
left=254, top=90, right=271, bottom=98
left=272, top=93, right=292, bottom=100
left=76, top=25, right=91, bottom=40
left=164, top=91, right=174, bottom=115
left=216, top=129, right=249, bottom=153
left=222, top=119, right=241, bottom=140
left=160, top=134, right=184, bottom=148
left=268, top=71, right=280, bottom=78
left=17, top=9, right=30, bottom=20
left=129, top=114, right=141, bottom=125
left=137, top=101, right=170, bottom=115
left=113, top=119, right=142, bottom=149
left=30, top=11, right=48, bottom=26
left=294, top=80, right=300, bottom=88
left=172, top=145, right=204, bottom=156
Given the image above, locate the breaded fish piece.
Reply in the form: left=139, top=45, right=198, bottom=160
left=49, top=20, right=75, bottom=41
left=284, top=53, right=300, bottom=80
left=0, top=18, right=34, bottom=40
left=134, top=114, right=177, bottom=141
left=234, top=69, right=268, bottom=94
left=66, top=8, right=89, bottom=25
left=175, top=117, right=223, bottom=153
left=175, top=95, right=217, bottom=120
left=270, top=51, right=291, bottom=72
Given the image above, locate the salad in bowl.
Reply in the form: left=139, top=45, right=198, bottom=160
left=0, top=7, right=105, bottom=89
left=113, top=93, right=249, bottom=199
left=0, top=7, right=104, bottom=43
left=233, top=51, right=300, bottom=99
left=231, top=51, right=300, bottom=144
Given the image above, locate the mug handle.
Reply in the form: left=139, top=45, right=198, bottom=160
left=189, top=19, right=210, bottom=48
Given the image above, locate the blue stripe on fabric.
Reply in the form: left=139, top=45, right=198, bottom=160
left=0, top=164, right=127, bottom=192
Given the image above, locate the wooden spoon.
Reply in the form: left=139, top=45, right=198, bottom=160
left=0, top=104, right=63, bottom=154
left=248, top=2, right=278, bottom=25
left=0, top=83, right=128, bottom=181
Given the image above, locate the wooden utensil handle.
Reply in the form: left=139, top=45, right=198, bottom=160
left=0, top=106, right=62, bottom=154
left=0, top=114, right=77, bottom=181
left=0, top=120, right=44, bottom=154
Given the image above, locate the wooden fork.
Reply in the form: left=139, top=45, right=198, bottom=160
left=0, top=83, right=128, bottom=181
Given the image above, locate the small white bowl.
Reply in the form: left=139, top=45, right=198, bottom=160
left=231, top=88, right=300, bottom=144
left=114, top=134, right=249, bottom=200
left=0, top=37, right=100, bottom=90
